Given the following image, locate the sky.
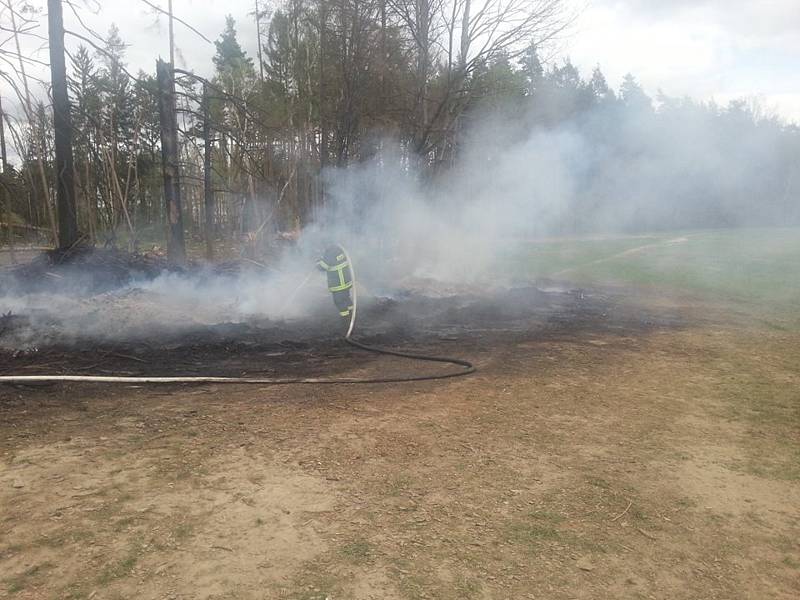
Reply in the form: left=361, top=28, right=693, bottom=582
left=4, top=0, right=800, bottom=123
left=565, top=0, right=800, bottom=121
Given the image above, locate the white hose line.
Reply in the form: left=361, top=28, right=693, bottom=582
left=0, top=374, right=447, bottom=384
left=0, top=376, right=335, bottom=384
left=341, top=244, right=357, bottom=340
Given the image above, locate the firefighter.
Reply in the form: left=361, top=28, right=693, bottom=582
left=317, top=243, right=354, bottom=324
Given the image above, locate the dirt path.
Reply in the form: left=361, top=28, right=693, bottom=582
left=552, top=236, right=690, bottom=277
left=1, top=299, right=798, bottom=599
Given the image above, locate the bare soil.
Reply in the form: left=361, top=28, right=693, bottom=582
left=1, top=284, right=798, bottom=599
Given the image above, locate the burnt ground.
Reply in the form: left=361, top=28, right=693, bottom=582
left=0, top=280, right=798, bottom=599
left=0, top=284, right=681, bottom=380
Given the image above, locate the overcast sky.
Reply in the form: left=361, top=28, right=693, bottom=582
left=566, top=0, right=800, bottom=120
left=7, top=0, right=800, bottom=123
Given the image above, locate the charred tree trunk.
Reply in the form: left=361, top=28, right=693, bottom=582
left=156, top=59, right=185, bottom=264
left=47, top=0, right=79, bottom=249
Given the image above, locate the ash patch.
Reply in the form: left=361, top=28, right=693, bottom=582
left=0, top=283, right=684, bottom=350
left=2, top=246, right=171, bottom=295
left=0, top=280, right=689, bottom=380
left=354, top=284, right=684, bottom=345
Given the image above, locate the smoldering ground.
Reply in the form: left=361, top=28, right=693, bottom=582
left=1, top=87, right=798, bottom=350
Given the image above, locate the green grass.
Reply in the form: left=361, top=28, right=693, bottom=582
left=339, top=538, right=373, bottom=564
left=173, top=521, right=195, bottom=541
left=783, top=556, right=800, bottom=569
left=505, top=522, right=561, bottom=548
left=6, top=562, right=54, bottom=594
left=504, top=228, right=800, bottom=317
left=454, top=577, right=483, bottom=599
left=96, top=547, right=141, bottom=586
left=704, top=334, right=800, bottom=482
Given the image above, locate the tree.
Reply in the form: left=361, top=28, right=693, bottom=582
left=590, top=65, right=614, bottom=104
left=619, top=73, right=651, bottom=111
left=521, top=44, right=544, bottom=95
left=69, top=45, right=104, bottom=238
left=2, top=0, right=799, bottom=256
left=390, top=0, right=571, bottom=167
left=47, top=0, right=79, bottom=248
left=212, top=16, right=264, bottom=239
left=214, top=15, right=257, bottom=94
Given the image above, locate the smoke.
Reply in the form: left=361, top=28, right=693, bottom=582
left=2, top=90, right=798, bottom=349
left=0, top=251, right=337, bottom=349
left=304, top=125, right=590, bottom=289
left=310, top=95, right=799, bottom=291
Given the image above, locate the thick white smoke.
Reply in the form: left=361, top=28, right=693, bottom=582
left=1, top=93, right=798, bottom=348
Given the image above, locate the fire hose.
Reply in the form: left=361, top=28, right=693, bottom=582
left=0, top=247, right=475, bottom=386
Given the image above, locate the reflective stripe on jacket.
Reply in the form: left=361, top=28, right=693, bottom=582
left=318, top=246, right=353, bottom=292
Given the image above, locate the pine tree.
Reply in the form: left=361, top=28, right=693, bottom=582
left=521, top=44, right=544, bottom=95
left=213, top=16, right=256, bottom=93
left=590, top=65, right=615, bottom=103
left=68, top=45, right=102, bottom=237
left=619, top=73, right=651, bottom=111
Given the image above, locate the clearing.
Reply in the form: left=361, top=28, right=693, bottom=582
left=1, top=228, right=799, bottom=599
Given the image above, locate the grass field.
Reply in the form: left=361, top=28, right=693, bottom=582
left=6, top=227, right=799, bottom=312
left=510, top=227, right=800, bottom=316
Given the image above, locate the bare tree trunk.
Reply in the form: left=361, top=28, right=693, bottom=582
left=156, top=59, right=186, bottom=264
left=380, top=0, right=387, bottom=110
left=0, top=94, right=12, bottom=262
left=7, top=0, right=57, bottom=245
left=121, top=112, right=144, bottom=247
left=48, top=0, right=79, bottom=249
left=304, top=41, right=315, bottom=222
left=106, top=147, right=135, bottom=250
left=318, top=1, right=328, bottom=194
left=413, top=0, right=431, bottom=159
left=168, top=0, right=176, bottom=68
left=247, top=172, right=258, bottom=255
left=460, top=0, right=470, bottom=71
left=202, top=83, right=214, bottom=260
left=3, top=191, right=13, bottom=262
left=85, top=159, right=95, bottom=243
left=39, top=120, right=59, bottom=246
left=255, top=0, right=265, bottom=82
left=0, top=94, right=7, bottom=171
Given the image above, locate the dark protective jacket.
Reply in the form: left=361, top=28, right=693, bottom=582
left=317, top=245, right=353, bottom=293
